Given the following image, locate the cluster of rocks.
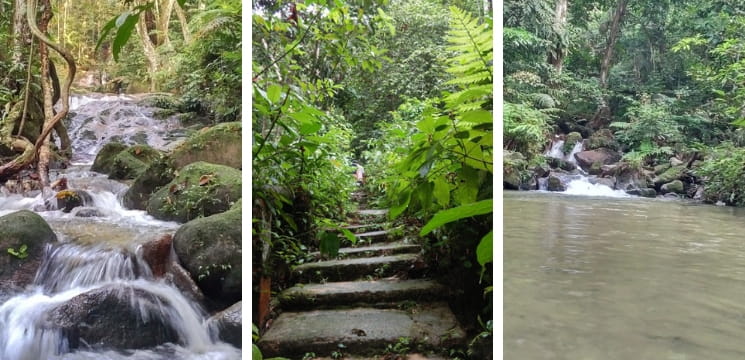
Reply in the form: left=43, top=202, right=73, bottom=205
left=504, top=131, right=703, bottom=199
left=0, top=122, right=242, bottom=351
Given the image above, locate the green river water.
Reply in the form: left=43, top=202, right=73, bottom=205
left=504, top=191, right=745, bottom=359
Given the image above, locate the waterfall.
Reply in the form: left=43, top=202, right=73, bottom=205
left=0, top=94, right=240, bottom=359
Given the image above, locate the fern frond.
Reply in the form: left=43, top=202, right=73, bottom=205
left=445, top=6, right=492, bottom=83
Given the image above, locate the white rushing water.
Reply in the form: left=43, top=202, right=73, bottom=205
left=563, top=178, right=630, bottom=197
left=0, top=94, right=240, bottom=359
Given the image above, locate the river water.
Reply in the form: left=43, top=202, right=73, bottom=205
left=0, top=94, right=241, bottom=359
left=504, top=190, right=745, bottom=359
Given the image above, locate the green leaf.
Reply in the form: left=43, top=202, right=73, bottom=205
left=420, top=199, right=492, bottom=235
left=253, top=344, right=263, bottom=360
left=341, top=228, right=357, bottom=244
left=299, top=121, right=322, bottom=135
left=267, top=84, right=283, bottom=104
left=476, top=231, right=492, bottom=267
left=177, top=0, right=186, bottom=7
left=319, top=231, right=340, bottom=257
left=389, top=189, right=412, bottom=219
left=95, top=17, right=118, bottom=53
left=433, top=178, right=450, bottom=207
left=460, top=110, right=493, bottom=124
left=112, top=13, right=140, bottom=61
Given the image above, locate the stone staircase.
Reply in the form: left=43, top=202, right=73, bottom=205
left=258, top=207, right=466, bottom=358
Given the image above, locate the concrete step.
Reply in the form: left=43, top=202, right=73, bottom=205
left=309, top=241, right=420, bottom=260
left=352, top=209, right=389, bottom=224
left=343, top=223, right=388, bottom=231
left=354, top=229, right=391, bottom=243
left=258, top=303, right=466, bottom=358
left=279, top=279, right=447, bottom=309
left=293, top=254, right=421, bottom=283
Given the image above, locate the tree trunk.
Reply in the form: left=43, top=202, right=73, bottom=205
left=157, top=0, right=176, bottom=47
left=136, top=19, right=159, bottom=92
left=599, top=0, right=629, bottom=88
left=38, top=0, right=54, bottom=189
left=174, top=1, right=191, bottom=45
left=548, top=0, right=568, bottom=73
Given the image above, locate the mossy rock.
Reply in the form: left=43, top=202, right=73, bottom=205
left=108, top=145, right=162, bottom=180
left=503, top=151, right=527, bottom=190
left=562, top=132, right=583, bottom=153
left=146, top=161, right=241, bottom=223
left=661, top=180, right=685, bottom=194
left=653, top=165, right=686, bottom=187
left=91, top=142, right=128, bottom=174
left=587, top=129, right=620, bottom=151
left=123, top=155, right=177, bottom=210
left=0, top=210, right=57, bottom=288
left=171, top=122, right=241, bottom=170
left=173, top=207, right=241, bottom=309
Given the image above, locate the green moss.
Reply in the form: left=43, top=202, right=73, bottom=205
left=91, top=142, right=128, bottom=174
left=171, top=122, right=241, bottom=169
left=562, top=132, right=583, bottom=153
left=147, top=161, right=242, bottom=222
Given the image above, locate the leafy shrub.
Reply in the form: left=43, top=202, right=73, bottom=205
left=695, top=143, right=745, bottom=206
left=503, top=102, right=551, bottom=157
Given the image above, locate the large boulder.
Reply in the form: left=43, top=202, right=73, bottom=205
left=170, top=122, right=241, bottom=170
left=653, top=165, right=686, bottom=188
left=108, top=145, right=162, bottom=180
left=207, top=301, right=242, bottom=348
left=90, top=142, right=128, bottom=174
left=613, top=163, right=651, bottom=191
left=573, top=148, right=622, bottom=172
left=173, top=206, right=241, bottom=309
left=562, top=132, right=583, bottom=153
left=660, top=180, right=685, bottom=195
left=45, top=285, right=179, bottom=350
left=0, top=211, right=57, bottom=289
left=146, top=161, right=241, bottom=222
left=122, top=156, right=176, bottom=210
left=547, top=175, right=566, bottom=192
left=586, top=129, right=620, bottom=151
left=504, top=151, right=528, bottom=190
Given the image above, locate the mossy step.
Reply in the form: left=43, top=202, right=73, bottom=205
left=354, top=230, right=390, bottom=243
left=356, top=209, right=388, bottom=216
left=309, top=241, right=420, bottom=260
left=343, top=223, right=388, bottom=231
left=293, top=254, right=421, bottom=283
left=279, top=279, right=446, bottom=309
left=257, top=303, right=466, bottom=358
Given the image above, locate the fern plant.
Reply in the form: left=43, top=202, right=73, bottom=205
left=383, top=6, right=493, bottom=274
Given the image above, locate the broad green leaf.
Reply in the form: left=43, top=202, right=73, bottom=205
left=433, top=178, right=450, bottom=207
left=299, top=121, right=322, bottom=135
left=389, top=189, right=412, bottom=219
left=341, top=228, right=357, bottom=244
left=420, top=199, right=493, bottom=235
left=460, top=110, right=493, bottom=124
left=177, top=0, right=186, bottom=7
left=319, top=231, right=340, bottom=257
left=476, top=230, right=493, bottom=267
left=112, top=13, right=140, bottom=61
left=267, top=84, right=283, bottom=104
left=95, top=17, right=118, bottom=52
left=253, top=345, right=263, bottom=360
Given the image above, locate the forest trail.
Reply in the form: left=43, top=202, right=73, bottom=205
left=258, top=193, right=466, bottom=359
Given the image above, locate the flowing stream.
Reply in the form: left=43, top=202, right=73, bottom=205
left=505, top=191, right=745, bottom=359
left=0, top=94, right=241, bottom=359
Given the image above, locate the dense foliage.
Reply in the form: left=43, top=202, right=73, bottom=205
left=253, top=1, right=493, bottom=357
left=504, top=0, right=745, bottom=205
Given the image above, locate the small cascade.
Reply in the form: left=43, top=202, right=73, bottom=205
left=565, top=141, right=584, bottom=165
left=0, top=243, right=238, bottom=360
left=0, top=93, right=240, bottom=359
left=64, top=94, right=183, bottom=164
left=545, top=139, right=566, bottom=158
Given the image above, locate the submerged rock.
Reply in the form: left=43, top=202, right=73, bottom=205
left=146, top=161, right=241, bottom=223
left=0, top=211, right=57, bottom=289
left=173, top=206, right=241, bottom=309
left=45, top=285, right=179, bottom=350
left=208, top=301, right=242, bottom=348
left=547, top=175, right=566, bottom=192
